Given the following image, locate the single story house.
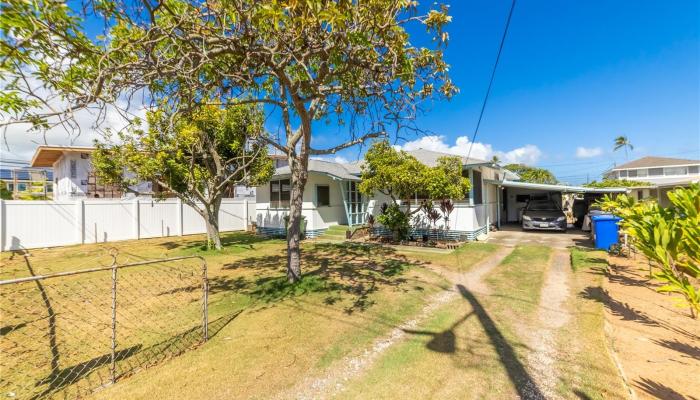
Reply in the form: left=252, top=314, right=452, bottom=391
left=255, top=148, right=628, bottom=240
left=603, top=156, right=700, bottom=207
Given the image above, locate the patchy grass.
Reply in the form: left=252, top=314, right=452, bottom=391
left=2, top=232, right=488, bottom=400
left=395, top=242, right=500, bottom=272
left=337, top=245, right=553, bottom=399
left=555, top=248, right=628, bottom=399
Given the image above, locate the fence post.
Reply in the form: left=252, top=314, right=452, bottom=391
left=0, top=199, right=5, bottom=252
left=110, top=261, right=118, bottom=384
left=176, top=198, right=184, bottom=236
left=133, top=199, right=140, bottom=240
left=243, top=198, right=249, bottom=230
left=202, top=259, right=208, bottom=341
left=76, top=199, right=85, bottom=245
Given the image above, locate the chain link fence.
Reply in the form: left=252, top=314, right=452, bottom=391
left=0, top=254, right=208, bottom=399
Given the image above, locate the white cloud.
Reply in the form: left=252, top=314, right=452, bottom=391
left=393, top=135, right=543, bottom=165
left=1, top=74, right=147, bottom=163
left=575, top=146, right=603, bottom=158
left=311, top=155, right=351, bottom=164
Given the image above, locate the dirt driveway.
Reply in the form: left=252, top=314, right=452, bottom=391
left=485, top=225, right=591, bottom=249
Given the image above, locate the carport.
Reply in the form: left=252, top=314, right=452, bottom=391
left=484, top=179, right=628, bottom=229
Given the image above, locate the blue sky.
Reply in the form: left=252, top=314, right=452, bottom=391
left=3, top=1, right=699, bottom=184
left=316, top=0, right=700, bottom=183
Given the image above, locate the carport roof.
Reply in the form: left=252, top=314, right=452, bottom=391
left=485, top=179, right=628, bottom=193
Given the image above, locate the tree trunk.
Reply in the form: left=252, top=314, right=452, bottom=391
left=287, top=154, right=308, bottom=283
left=203, top=198, right=222, bottom=250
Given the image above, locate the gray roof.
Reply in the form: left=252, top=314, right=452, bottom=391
left=272, top=159, right=361, bottom=181
left=271, top=148, right=494, bottom=181
left=612, top=156, right=700, bottom=170
left=404, top=148, right=489, bottom=167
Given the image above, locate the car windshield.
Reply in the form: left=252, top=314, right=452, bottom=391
left=527, top=201, right=560, bottom=211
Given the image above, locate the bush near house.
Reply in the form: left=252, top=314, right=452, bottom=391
left=584, top=179, right=651, bottom=188
left=598, top=184, right=700, bottom=318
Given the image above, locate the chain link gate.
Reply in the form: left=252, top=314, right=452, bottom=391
left=0, top=255, right=208, bottom=399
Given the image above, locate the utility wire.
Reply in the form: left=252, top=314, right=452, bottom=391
left=466, top=0, right=518, bottom=161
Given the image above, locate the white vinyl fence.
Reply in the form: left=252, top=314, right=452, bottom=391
left=0, top=198, right=256, bottom=251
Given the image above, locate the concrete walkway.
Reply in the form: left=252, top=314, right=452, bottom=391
left=485, top=225, right=592, bottom=249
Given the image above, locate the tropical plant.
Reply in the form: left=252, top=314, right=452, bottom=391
left=422, top=201, right=442, bottom=228
left=92, top=104, right=274, bottom=250
left=0, top=182, right=12, bottom=200
left=504, top=164, right=558, bottom=184
left=360, top=141, right=470, bottom=218
left=598, top=184, right=700, bottom=318
left=440, top=199, right=455, bottom=230
left=1, top=0, right=456, bottom=283
left=376, top=203, right=410, bottom=241
left=613, top=136, right=634, bottom=160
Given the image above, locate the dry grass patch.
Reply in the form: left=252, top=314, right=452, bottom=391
left=554, top=247, right=629, bottom=399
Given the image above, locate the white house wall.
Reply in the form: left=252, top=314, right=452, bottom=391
left=53, top=152, right=92, bottom=200
left=255, top=173, right=348, bottom=233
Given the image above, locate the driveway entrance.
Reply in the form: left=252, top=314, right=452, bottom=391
left=485, top=224, right=592, bottom=249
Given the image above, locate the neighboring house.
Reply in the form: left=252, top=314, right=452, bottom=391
left=0, top=168, right=53, bottom=199
left=603, top=156, right=700, bottom=206
left=255, top=149, right=510, bottom=240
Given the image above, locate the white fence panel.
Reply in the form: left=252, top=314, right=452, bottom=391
left=3, top=201, right=78, bottom=250
left=0, top=198, right=250, bottom=251
left=83, top=200, right=135, bottom=243
left=182, top=203, right=207, bottom=235
left=219, top=200, right=247, bottom=232
left=138, top=199, right=179, bottom=239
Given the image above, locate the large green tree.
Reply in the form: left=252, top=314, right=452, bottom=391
left=92, top=104, right=274, bottom=250
left=504, top=163, right=558, bottom=185
left=359, top=140, right=470, bottom=214
left=1, top=0, right=455, bottom=282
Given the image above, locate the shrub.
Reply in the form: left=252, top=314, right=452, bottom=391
left=598, top=184, right=700, bottom=318
left=376, top=203, right=410, bottom=240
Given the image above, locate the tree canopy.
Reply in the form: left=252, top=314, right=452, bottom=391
left=584, top=179, right=651, bottom=188
left=359, top=141, right=470, bottom=211
left=504, top=163, right=558, bottom=184
left=92, top=104, right=274, bottom=249
left=1, top=0, right=456, bottom=282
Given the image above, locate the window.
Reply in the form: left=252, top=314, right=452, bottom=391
left=70, top=160, right=77, bottom=179
left=637, top=190, right=643, bottom=201
left=346, top=181, right=365, bottom=225
left=316, top=185, right=330, bottom=206
left=689, top=166, right=699, bottom=174
left=270, top=179, right=290, bottom=208
left=627, top=169, right=637, bottom=178
left=618, top=170, right=627, bottom=178
left=664, top=167, right=687, bottom=176
left=636, top=169, right=648, bottom=177
left=649, top=168, right=663, bottom=176
left=472, top=170, right=483, bottom=205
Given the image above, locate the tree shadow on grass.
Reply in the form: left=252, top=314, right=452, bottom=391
left=32, top=311, right=240, bottom=400
left=457, top=285, right=545, bottom=400
left=217, top=242, right=427, bottom=315
left=158, top=232, right=273, bottom=252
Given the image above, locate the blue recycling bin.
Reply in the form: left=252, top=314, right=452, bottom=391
left=591, top=215, right=622, bottom=250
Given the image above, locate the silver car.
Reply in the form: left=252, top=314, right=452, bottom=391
left=522, top=200, right=567, bottom=232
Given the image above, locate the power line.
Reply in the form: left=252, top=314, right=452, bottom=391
left=466, top=0, right=517, bottom=161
